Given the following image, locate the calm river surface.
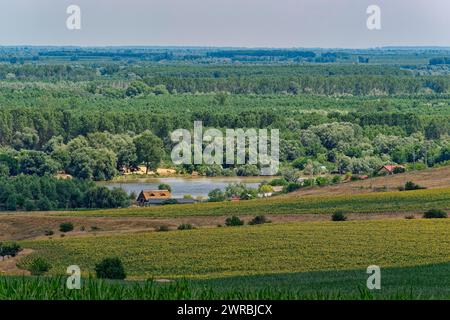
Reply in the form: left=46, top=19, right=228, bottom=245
left=102, top=177, right=269, bottom=198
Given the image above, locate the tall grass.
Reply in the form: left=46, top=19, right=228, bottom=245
left=0, top=276, right=440, bottom=300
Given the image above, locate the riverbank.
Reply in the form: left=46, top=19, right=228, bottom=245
left=99, top=176, right=272, bottom=198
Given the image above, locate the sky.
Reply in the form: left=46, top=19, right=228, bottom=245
left=0, top=0, right=449, bottom=48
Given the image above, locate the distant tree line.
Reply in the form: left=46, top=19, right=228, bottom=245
left=429, top=57, right=450, bottom=65
left=206, top=50, right=316, bottom=59
left=142, top=76, right=449, bottom=95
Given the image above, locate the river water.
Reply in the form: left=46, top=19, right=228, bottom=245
left=102, top=177, right=270, bottom=198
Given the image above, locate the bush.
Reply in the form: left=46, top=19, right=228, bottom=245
left=225, top=183, right=257, bottom=200
left=393, top=167, right=406, bottom=174
left=177, top=223, right=194, bottom=230
left=208, top=188, right=226, bottom=202
left=236, top=164, right=259, bottom=176
left=332, top=211, right=348, bottom=221
left=332, top=175, right=342, bottom=184
left=156, top=225, right=170, bottom=232
left=315, top=176, right=330, bottom=186
left=292, top=157, right=308, bottom=170
left=423, top=209, right=448, bottom=219
left=158, top=183, right=172, bottom=192
left=303, top=179, right=315, bottom=187
left=259, top=184, right=274, bottom=194
left=222, top=168, right=236, bottom=176
left=248, top=215, right=271, bottom=225
left=225, top=216, right=244, bottom=227
left=59, top=222, right=74, bottom=233
left=284, top=182, right=302, bottom=193
left=94, top=257, right=126, bottom=280
left=0, top=242, right=22, bottom=259
left=404, top=181, right=425, bottom=191
left=28, top=257, right=51, bottom=276
left=269, top=178, right=288, bottom=186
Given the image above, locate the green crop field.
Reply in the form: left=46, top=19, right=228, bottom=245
left=57, top=187, right=450, bottom=218
left=2, top=262, right=450, bottom=300
left=19, top=219, right=450, bottom=280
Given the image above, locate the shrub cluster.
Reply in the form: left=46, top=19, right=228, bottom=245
left=331, top=211, right=348, bottom=221
left=0, top=242, right=22, bottom=259
left=177, top=223, right=194, bottom=230
left=400, top=181, right=426, bottom=191
left=59, top=222, right=74, bottom=233
left=27, top=257, right=52, bottom=276
left=248, top=215, right=271, bottom=225
left=225, top=216, right=244, bottom=227
left=423, top=209, right=448, bottom=219
left=95, top=257, right=126, bottom=280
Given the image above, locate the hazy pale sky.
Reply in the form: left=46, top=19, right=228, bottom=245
left=0, top=0, right=449, bottom=48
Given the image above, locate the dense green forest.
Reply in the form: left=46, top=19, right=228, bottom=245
left=0, top=46, right=449, bottom=210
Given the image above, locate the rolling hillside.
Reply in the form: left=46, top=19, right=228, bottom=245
left=289, top=166, right=450, bottom=197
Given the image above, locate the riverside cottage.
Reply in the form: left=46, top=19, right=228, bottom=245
left=137, top=190, right=196, bottom=206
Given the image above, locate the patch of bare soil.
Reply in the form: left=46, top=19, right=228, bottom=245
left=0, top=212, right=421, bottom=241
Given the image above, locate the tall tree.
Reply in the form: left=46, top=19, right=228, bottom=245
left=133, top=131, right=165, bottom=174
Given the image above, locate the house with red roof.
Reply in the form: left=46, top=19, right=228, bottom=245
left=378, top=165, right=406, bottom=175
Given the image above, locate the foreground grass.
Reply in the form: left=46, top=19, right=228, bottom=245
left=1, top=263, right=450, bottom=300
left=19, top=219, right=450, bottom=279
left=55, top=187, right=450, bottom=218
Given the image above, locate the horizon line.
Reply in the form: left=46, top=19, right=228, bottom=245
left=1, top=44, right=450, bottom=50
